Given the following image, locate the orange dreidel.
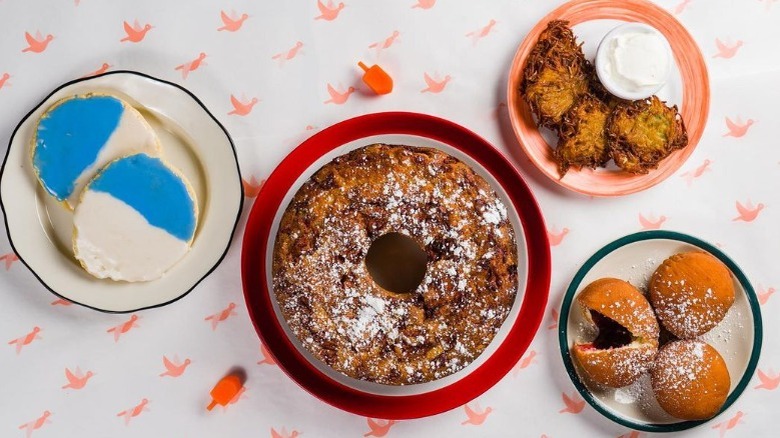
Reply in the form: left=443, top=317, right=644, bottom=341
left=358, top=62, right=393, bottom=95
left=206, top=374, right=243, bottom=411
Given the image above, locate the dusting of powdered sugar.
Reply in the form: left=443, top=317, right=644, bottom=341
left=272, top=144, right=518, bottom=385
left=650, top=261, right=732, bottom=339
left=651, top=340, right=721, bottom=395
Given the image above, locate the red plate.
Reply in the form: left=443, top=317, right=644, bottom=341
left=241, top=112, right=551, bottom=419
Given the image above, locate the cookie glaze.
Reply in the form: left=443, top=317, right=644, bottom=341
left=32, top=94, right=160, bottom=208
left=73, top=153, right=197, bottom=282
left=89, top=154, right=196, bottom=241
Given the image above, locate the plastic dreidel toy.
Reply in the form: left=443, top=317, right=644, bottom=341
left=207, top=374, right=243, bottom=411
left=358, top=62, right=393, bottom=95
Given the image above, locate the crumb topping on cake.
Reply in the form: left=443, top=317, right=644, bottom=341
left=272, top=144, right=518, bottom=385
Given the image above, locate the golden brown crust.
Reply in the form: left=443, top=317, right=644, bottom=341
left=606, top=96, right=688, bottom=174
left=272, top=144, right=518, bottom=385
left=651, top=340, right=730, bottom=420
left=577, top=278, right=659, bottom=341
left=572, top=343, right=657, bottom=387
left=649, top=251, right=735, bottom=339
left=521, top=20, right=590, bottom=130
left=555, top=94, right=611, bottom=176
left=572, top=278, right=659, bottom=387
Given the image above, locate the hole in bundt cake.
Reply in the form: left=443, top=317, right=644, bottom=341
left=590, top=310, right=633, bottom=350
left=365, top=232, right=427, bottom=294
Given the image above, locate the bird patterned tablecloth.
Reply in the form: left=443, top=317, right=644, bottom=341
left=1, top=0, right=779, bottom=437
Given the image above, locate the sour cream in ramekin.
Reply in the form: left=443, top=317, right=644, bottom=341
left=595, top=23, right=672, bottom=100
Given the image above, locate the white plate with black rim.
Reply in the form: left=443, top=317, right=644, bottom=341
left=0, top=71, right=243, bottom=312
left=559, top=230, right=762, bottom=432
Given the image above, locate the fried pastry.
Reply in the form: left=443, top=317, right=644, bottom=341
left=651, top=340, right=730, bottom=420
left=521, top=20, right=590, bottom=130
left=555, top=94, right=611, bottom=175
left=606, top=96, right=688, bottom=174
left=649, top=251, right=734, bottom=339
left=571, top=278, right=659, bottom=387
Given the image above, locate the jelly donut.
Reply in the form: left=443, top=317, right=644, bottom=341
left=571, top=278, right=659, bottom=387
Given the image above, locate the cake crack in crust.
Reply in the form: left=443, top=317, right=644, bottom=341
left=272, top=144, right=518, bottom=385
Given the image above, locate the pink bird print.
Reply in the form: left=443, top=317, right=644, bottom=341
left=324, top=84, right=355, bottom=104
left=712, top=411, right=744, bottom=437
left=680, top=159, right=711, bottom=186
left=120, top=20, right=153, bottom=43
left=83, top=62, right=111, bottom=78
left=175, top=53, right=207, bottom=79
left=22, top=31, right=54, bottom=53
left=411, top=0, right=436, bottom=9
left=639, top=213, right=667, bottom=230
left=62, top=367, right=95, bottom=390
left=117, top=398, right=149, bottom=425
left=512, top=349, right=538, bottom=376
left=18, top=411, right=51, bottom=438
left=228, top=95, right=259, bottom=116
left=369, top=31, right=400, bottom=50
left=0, top=73, right=11, bottom=90
left=758, top=286, right=775, bottom=305
left=713, top=38, right=743, bottom=59
left=364, top=418, right=396, bottom=437
left=243, top=176, right=265, bottom=198
left=548, top=308, right=559, bottom=330
left=258, top=343, right=277, bottom=365
left=723, top=117, right=755, bottom=138
left=466, top=19, right=497, bottom=44
left=205, top=302, right=238, bottom=330
left=8, top=326, right=42, bottom=354
left=51, top=298, right=72, bottom=306
left=461, top=402, right=492, bottom=425
left=491, top=101, right=508, bottom=120
left=673, top=0, right=692, bottom=14
left=0, top=252, right=19, bottom=270
left=159, top=355, right=191, bottom=378
left=618, top=432, right=641, bottom=438
left=272, top=41, right=304, bottom=64
left=759, top=0, right=780, bottom=11
left=755, top=369, right=780, bottom=390
left=218, top=10, right=249, bottom=32
left=421, top=73, right=451, bottom=93
left=315, top=0, right=345, bottom=21
left=559, top=392, right=585, bottom=414
left=272, top=427, right=301, bottom=438
left=547, top=227, right=569, bottom=247
left=107, top=314, right=139, bottom=342
left=733, top=200, right=764, bottom=222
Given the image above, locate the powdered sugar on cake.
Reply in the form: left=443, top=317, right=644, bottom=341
left=272, top=144, right=518, bottom=385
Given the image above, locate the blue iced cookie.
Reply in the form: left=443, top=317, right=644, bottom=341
left=72, top=153, right=198, bottom=282
left=31, top=94, right=161, bottom=209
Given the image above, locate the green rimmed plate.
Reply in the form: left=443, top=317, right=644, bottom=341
left=559, top=230, right=762, bottom=432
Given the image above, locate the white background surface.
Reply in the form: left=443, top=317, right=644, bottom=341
left=1, top=0, right=778, bottom=437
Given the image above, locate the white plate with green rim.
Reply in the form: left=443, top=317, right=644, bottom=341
left=559, top=230, right=762, bottom=432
